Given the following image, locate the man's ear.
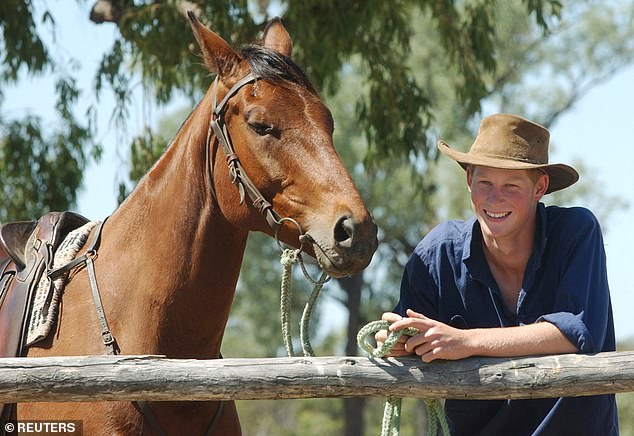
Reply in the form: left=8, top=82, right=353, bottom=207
left=535, top=172, right=550, bottom=198
left=263, top=17, right=293, bottom=57
left=187, top=11, right=241, bottom=77
left=466, top=165, right=473, bottom=192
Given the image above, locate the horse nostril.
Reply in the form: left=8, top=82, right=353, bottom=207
left=334, top=216, right=354, bottom=248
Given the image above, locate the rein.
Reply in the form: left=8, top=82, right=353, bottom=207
left=279, top=247, right=329, bottom=358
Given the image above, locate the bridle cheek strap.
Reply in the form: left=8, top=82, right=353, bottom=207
left=205, top=73, right=282, bottom=230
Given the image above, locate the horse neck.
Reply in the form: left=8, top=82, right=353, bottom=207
left=103, top=90, right=248, bottom=358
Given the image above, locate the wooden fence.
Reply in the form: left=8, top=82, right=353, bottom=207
left=1, top=351, right=634, bottom=403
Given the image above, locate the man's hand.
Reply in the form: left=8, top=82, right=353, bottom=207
left=374, top=312, right=412, bottom=357
left=389, top=309, right=473, bottom=362
left=387, top=308, right=578, bottom=363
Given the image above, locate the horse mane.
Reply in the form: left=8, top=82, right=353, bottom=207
left=241, top=44, right=317, bottom=94
left=121, top=44, right=317, bottom=197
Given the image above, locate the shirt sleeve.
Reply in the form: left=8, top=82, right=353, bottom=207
left=393, top=250, right=439, bottom=319
left=537, top=208, right=611, bottom=353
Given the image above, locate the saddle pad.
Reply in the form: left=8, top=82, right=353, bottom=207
left=26, top=221, right=96, bottom=346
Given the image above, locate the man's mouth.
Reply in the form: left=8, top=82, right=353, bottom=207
left=484, top=210, right=511, bottom=219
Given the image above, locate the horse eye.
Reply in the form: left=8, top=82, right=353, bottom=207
left=248, top=121, right=276, bottom=136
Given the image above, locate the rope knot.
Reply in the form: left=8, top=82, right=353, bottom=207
left=357, top=320, right=419, bottom=358
left=280, top=248, right=300, bottom=267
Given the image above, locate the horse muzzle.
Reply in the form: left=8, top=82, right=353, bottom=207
left=308, top=214, right=378, bottom=278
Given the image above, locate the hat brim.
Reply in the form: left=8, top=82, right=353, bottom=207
left=437, top=140, right=579, bottom=194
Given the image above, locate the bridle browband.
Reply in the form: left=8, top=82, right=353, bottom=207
left=205, top=72, right=283, bottom=230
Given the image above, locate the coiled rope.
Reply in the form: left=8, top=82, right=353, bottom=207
left=357, top=320, right=450, bottom=436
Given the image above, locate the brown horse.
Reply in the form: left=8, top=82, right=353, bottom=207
left=16, top=13, right=377, bottom=435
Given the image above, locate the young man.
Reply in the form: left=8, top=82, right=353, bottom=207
left=377, top=113, right=618, bottom=435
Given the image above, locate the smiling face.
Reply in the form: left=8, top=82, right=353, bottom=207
left=467, top=165, right=549, bottom=247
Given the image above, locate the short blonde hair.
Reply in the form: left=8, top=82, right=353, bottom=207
left=467, top=165, right=548, bottom=185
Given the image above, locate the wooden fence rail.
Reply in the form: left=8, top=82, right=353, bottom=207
left=1, top=351, right=634, bottom=403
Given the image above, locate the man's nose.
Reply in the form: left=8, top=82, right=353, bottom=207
left=487, top=186, right=504, bottom=203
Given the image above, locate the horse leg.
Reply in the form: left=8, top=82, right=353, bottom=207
left=18, top=401, right=241, bottom=435
left=214, top=400, right=241, bottom=436
left=17, top=402, right=140, bottom=435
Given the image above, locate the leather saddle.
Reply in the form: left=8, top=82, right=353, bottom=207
left=0, top=211, right=90, bottom=429
left=0, top=220, right=37, bottom=271
left=0, top=211, right=90, bottom=358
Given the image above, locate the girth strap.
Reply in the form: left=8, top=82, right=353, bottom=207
left=134, top=395, right=225, bottom=436
left=133, top=401, right=166, bottom=436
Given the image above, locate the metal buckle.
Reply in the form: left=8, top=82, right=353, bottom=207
left=102, top=330, right=115, bottom=346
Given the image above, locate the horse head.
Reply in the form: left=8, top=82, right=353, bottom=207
left=189, top=13, right=378, bottom=278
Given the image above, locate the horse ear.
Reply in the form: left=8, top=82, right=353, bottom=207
left=263, top=17, right=293, bottom=57
left=187, top=11, right=241, bottom=77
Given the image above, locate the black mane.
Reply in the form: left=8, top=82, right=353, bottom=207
left=241, top=45, right=316, bottom=94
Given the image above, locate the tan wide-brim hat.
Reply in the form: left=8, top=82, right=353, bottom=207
left=437, top=113, right=579, bottom=194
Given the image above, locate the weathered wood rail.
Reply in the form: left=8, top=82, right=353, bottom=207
left=1, top=351, right=633, bottom=403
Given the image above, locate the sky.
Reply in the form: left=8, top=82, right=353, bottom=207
left=4, top=3, right=634, bottom=340
left=549, top=65, right=634, bottom=340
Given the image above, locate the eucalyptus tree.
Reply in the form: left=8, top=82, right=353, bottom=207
left=2, top=0, right=562, bottom=220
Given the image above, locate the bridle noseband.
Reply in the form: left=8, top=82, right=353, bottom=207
left=206, top=73, right=283, bottom=230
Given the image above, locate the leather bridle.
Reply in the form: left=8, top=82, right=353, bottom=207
left=205, top=73, right=283, bottom=230
left=205, top=73, right=339, bottom=280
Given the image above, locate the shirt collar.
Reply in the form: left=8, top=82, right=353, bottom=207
left=461, top=217, right=476, bottom=264
left=525, top=202, right=548, bottom=282
left=461, top=217, right=487, bottom=281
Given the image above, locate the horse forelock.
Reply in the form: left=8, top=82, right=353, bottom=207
left=240, top=44, right=317, bottom=94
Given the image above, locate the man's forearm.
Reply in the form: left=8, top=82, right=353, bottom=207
left=389, top=310, right=579, bottom=362
left=467, top=321, right=578, bottom=357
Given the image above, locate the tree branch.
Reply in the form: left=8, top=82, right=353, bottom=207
left=89, top=0, right=201, bottom=24
left=89, top=0, right=125, bottom=24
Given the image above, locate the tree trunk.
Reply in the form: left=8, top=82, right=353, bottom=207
left=416, top=399, right=429, bottom=436
left=339, top=272, right=366, bottom=436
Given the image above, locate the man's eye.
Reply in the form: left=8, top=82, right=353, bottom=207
left=248, top=121, right=276, bottom=136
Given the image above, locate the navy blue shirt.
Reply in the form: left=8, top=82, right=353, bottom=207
left=395, top=203, right=618, bottom=435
